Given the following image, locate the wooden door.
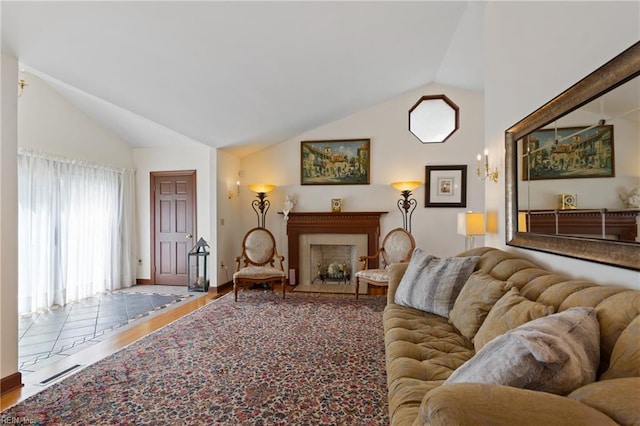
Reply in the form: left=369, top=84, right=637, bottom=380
left=151, top=171, right=196, bottom=285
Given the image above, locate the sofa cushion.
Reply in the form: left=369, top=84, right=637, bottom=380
left=474, top=287, right=555, bottom=351
left=445, top=307, right=600, bottom=395
left=601, top=315, right=640, bottom=380
left=568, top=377, right=640, bottom=426
left=383, top=302, right=475, bottom=424
left=449, top=271, right=513, bottom=340
left=420, top=383, right=618, bottom=426
left=394, top=248, right=480, bottom=317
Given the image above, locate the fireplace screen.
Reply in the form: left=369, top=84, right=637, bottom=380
left=310, top=244, right=357, bottom=285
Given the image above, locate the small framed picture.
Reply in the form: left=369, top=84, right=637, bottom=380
left=331, top=198, right=343, bottom=212
left=438, top=178, right=453, bottom=195
left=425, top=165, right=467, bottom=208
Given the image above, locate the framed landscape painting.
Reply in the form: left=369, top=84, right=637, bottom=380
left=301, top=139, right=370, bottom=185
left=425, top=165, right=467, bottom=207
left=522, top=125, right=614, bottom=180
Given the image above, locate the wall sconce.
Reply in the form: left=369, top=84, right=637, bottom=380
left=457, top=211, right=486, bottom=250
left=248, top=184, right=275, bottom=228
left=477, top=149, right=499, bottom=183
left=391, top=181, right=421, bottom=233
left=17, top=79, right=28, bottom=98
left=228, top=181, right=240, bottom=199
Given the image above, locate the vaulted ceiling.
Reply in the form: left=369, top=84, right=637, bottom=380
left=2, top=1, right=485, bottom=157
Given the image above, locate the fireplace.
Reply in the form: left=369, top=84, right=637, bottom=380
left=285, top=212, right=387, bottom=286
left=302, top=234, right=368, bottom=285
left=310, top=243, right=354, bottom=284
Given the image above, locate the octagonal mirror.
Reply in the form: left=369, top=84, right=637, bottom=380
left=409, top=94, right=459, bottom=143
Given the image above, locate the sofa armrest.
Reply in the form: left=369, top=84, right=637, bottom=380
left=387, top=262, right=409, bottom=305
left=415, top=383, right=617, bottom=426
left=568, top=377, right=640, bottom=426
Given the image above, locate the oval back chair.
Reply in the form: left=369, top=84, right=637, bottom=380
left=233, top=227, right=286, bottom=301
left=354, top=228, right=415, bottom=298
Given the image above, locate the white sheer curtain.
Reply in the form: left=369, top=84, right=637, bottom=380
left=18, top=150, right=136, bottom=314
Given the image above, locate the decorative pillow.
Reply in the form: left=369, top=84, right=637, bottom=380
left=474, top=287, right=555, bottom=351
left=445, top=307, right=601, bottom=395
left=393, top=248, right=435, bottom=303
left=394, top=248, right=480, bottom=317
left=449, top=271, right=514, bottom=340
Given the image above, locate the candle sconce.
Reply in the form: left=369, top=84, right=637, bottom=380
left=477, top=149, right=499, bottom=183
left=228, top=181, right=240, bottom=199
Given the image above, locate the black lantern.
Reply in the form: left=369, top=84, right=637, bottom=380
left=188, top=237, right=210, bottom=292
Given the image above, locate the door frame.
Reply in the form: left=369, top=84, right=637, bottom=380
left=149, top=170, right=197, bottom=285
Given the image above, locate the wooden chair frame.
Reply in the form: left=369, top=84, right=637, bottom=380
left=355, top=228, right=415, bottom=298
left=233, top=227, right=286, bottom=301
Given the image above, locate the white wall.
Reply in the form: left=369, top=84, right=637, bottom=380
left=216, top=150, right=242, bottom=285
left=18, top=72, right=134, bottom=168
left=132, top=145, right=217, bottom=283
left=238, top=83, right=485, bottom=272
left=1, top=54, right=20, bottom=386
left=484, top=1, right=640, bottom=289
left=14, top=71, right=223, bottom=286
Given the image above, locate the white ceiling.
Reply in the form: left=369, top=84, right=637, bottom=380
left=2, top=1, right=486, bottom=157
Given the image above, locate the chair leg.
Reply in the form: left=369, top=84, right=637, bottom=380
left=355, top=277, right=359, bottom=299
left=234, top=280, right=238, bottom=302
left=282, top=277, right=286, bottom=299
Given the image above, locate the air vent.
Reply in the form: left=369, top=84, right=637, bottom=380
left=39, top=364, right=83, bottom=385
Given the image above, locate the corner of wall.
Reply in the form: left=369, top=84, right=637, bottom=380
left=0, top=54, right=21, bottom=385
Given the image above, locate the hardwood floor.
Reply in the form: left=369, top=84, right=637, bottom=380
left=1, top=288, right=225, bottom=410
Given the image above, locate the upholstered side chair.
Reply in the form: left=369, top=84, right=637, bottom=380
left=354, top=228, right=415, bottom=299
left=233, top=227, right=286, bottom=301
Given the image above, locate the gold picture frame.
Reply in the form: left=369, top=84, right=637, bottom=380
left=301, top=139, right=370, bottom=185
left=522, top=125, right=614, bottom=180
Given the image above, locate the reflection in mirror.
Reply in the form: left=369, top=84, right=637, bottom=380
left=408, top=95, right=459, bottom=143
left=505, top=41, right=640, bottom=271
left=518, top=76, right=640, bottom=243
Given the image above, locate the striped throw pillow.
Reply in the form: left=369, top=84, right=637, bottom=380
left=395, top=249, right=480, bottom=317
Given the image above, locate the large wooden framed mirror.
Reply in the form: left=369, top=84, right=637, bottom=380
left=505, top=41, right=639, bottom=271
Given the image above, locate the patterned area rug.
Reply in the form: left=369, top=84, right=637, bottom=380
left=3, top=292, right=388, bottom=425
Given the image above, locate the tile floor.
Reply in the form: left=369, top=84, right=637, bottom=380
left=17, top=286, right=195, bottom=376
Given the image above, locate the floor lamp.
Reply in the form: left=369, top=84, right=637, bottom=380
left=248, top=184, right=275, bottom=228
left=390, top=181, right=421, bottom=233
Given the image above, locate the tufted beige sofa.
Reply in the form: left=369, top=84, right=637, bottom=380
left=384, top=247, right=640, bottom=425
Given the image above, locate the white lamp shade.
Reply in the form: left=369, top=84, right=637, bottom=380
left=457, top=213, right=467, bottom=235
left=457, top=212, right=486, bottom=236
